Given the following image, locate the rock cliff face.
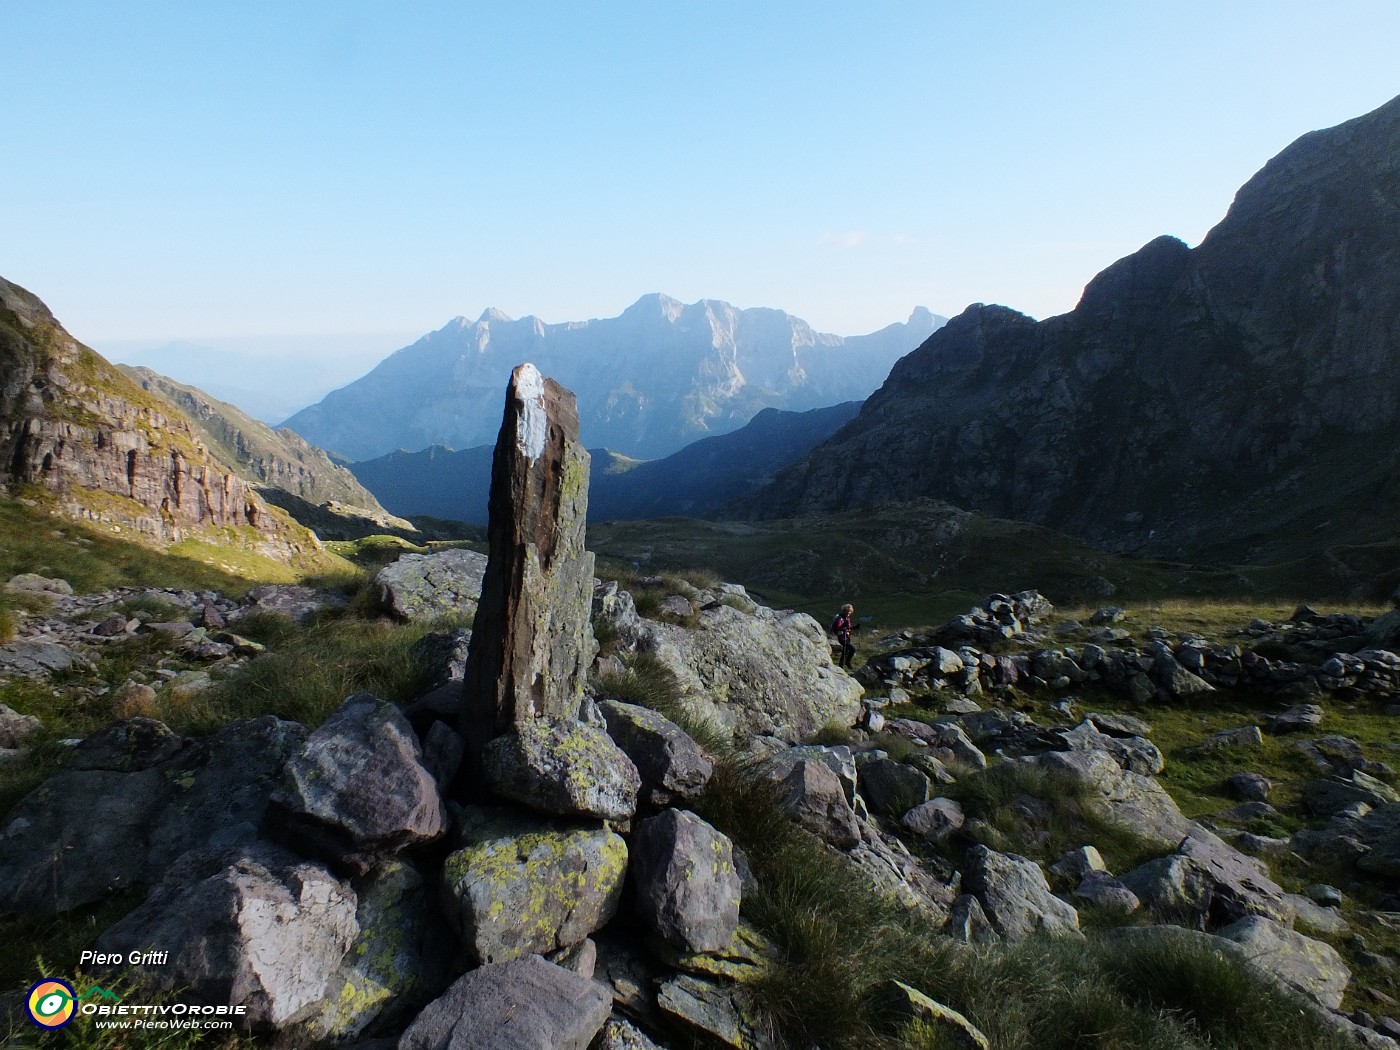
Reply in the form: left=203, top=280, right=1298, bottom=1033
left=754, top=95, right=1400, bottom=561
left=121, top=367, right=392, bottom=513
left=282, top=297, right=942, bottom=461
left=0, top=276, right=319, bottom=561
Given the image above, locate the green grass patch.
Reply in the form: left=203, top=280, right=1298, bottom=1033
left=694, top=753, right=1349, bottom=1050
left=0, top=497, right=251, bottom=596
left=176, top=615, right=458, bottom=732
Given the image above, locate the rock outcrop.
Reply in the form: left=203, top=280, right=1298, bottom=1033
left=461, top=363, right=595, bottom=777
left=0, top=276, right=323, bottom=562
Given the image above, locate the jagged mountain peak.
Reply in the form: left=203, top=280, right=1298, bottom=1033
left=282, top=297, right=944, bottom=462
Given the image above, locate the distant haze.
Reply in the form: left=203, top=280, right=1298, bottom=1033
left=98, top=332, right=419, bottom=424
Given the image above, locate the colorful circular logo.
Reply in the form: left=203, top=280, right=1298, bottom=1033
left=27, top=978, right=77, bottom=1029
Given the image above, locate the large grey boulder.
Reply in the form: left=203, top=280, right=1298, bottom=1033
left=1216, top=915, right=1351, bottom=1010
left=148, top=716, right=309, bottom=873
left=632, top=809, right=741, bottom=953
left=397, top=954, right=611, bottom=1050
left=857, top=756, right=932, bottom=817
left=765, top=753, right=861, bottom=848
left=598, top=699, right=712, bottom=806
left=461, top=364, right=596, bottom=780
left=1056, top=720, right=1164, bottom=775
left=440, top=806, right=627, bottom=966
left=266, top=693, right=446, bottom=874
left=483, top=718, right=640, bottom=821
left=1024, top=749, right=1196, bottom=851
left=638, top=602, right=862, bottom=743
left=901, top=797, right=965, bottom=844
left=944, top=894, right=1000, bottom=944
left=377, top=548, right=488, bottom=623
left=97, top=843, right=358, bottom=1031
left=1118, top=834, right=1292, bottom=928
left=0, top=766, right=168, bottom=915
left=0, top=716, right=306, bottom=917
left=963, top=845, right=1080, bottom=940
left=759, top=745, right=857, bottom=805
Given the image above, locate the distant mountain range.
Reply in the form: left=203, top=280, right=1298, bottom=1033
left=349, top=401, right=862, bottom=524
left=751, top=94, right=1400, bottom=565
left=282, top=297, right=943, bottom=462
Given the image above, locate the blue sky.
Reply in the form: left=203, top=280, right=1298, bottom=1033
left=4, top=2, right=1398, bottom=345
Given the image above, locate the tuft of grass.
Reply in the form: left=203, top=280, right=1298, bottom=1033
left=177, top=616, right=453, bottom=732
left=941, top=760, right=1161, bottom=875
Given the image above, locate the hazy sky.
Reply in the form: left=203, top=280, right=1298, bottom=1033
left=4, top=2, right=1398, bottom=345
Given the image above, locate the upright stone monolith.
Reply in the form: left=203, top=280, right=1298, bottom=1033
left=461, top=363, right=595, bottom=789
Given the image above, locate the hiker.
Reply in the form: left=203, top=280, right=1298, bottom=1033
left=830, top=603, right=856, bottom=669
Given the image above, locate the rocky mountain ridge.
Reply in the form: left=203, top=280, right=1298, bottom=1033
left=349, top=401, right=863, bottom=524
left=281, top=295, right=943, bottom=461
left=0, top=276, right=323, bottom=566
left=753, top=94, right=1400, bottom=563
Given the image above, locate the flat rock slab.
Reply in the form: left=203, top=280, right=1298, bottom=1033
left=231, top=584, right=348, bottom=624
left=883, top=979, right=989, bottom=1049
left=376, top=549, right=488, bottom=623
left=656, top=975, right=771, bottom=1050
left=397, top=954, right=611, bottom=1050
left=1216, top=915, right=1351, bottom=1010
left=440, top=806, right=627, bottom=966
left=266, top=693, right=445, bottom=874
left=0, top=640, right=77, bottom=676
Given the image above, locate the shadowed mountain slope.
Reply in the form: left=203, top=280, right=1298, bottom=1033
left=752, top=95, right=1400, bottom=564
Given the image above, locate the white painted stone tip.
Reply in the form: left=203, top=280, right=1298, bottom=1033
left=513, top=362, right=548, bottom=462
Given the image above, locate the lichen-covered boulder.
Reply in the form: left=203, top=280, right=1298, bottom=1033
left=96, top=842, right=358, bottom=1031
left=632, top=809, right=741, bottom=953
left=440, top=806, right=627, bottom=966
left=376, top=548, right=488, bottom=623
left=483, top=718, right=640, bottom=821
left=598, top=699, right=713, bottom=806
left=881, top=980, right=990, bottom=1050
left=397, top=954, right=611, bottom=1050
left=302, top=858, right=451, bottom=1042
left=964, top=845, right=1080, bottom=941
left=265, top=693, right=446, bottom=874
left=638, top=602, right=862, bottom=743
left=656, top=974, right=772, bottom=1050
